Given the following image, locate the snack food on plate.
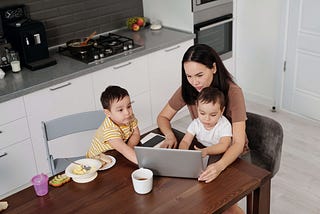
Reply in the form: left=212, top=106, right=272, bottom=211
left=72, top=165, right=88, bottom=175
left=95, top=153, right=113, bottom=168
left=49, top=174, right=71, bottom=187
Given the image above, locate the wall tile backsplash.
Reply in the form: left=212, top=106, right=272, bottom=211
left=0, top=0, right=143, bottom=47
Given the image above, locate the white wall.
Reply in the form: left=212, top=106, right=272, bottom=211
left=234, top=0, right=285, bottom=109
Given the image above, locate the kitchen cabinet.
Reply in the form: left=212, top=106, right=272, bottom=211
left=92, top=56, right=152, bottom=132
left=0, top=139, right=36, bottom=198
left=24, top=74, right=95, bottom=174
left=0, top=98, right=36, bottom=198
left=147, top=40, right=193, bottom=123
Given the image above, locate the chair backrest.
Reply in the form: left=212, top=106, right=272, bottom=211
left=244, top=112, right=284, bottom=177
left=42, top=110, right=105, bottom=175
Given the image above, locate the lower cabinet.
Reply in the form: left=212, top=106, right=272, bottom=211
left=24, top=74, right=96, bottom=174
left=92, top=56, right=152, bottom=131
left=0, top=139, right=36, bottom=198
left=148, top=40, right=193, bottom=123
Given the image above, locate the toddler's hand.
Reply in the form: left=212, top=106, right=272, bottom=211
left=194, top=145, right=207, bottom=157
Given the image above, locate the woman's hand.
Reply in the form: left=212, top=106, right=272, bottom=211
left=160, top=133, right=177, bottom=148
left=198, top=161, right=225, bottom=183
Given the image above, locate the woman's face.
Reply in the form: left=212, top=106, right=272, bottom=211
left=184, top=61, right=216, bottom=92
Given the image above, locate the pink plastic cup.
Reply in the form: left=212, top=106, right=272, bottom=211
left=31, top=173, right=49, bottom=196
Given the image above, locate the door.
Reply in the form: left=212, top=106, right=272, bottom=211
left=283, top=0, right=320, bottom=120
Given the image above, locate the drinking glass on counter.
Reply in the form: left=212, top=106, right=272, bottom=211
left=9, top=51, right=21, bottom=72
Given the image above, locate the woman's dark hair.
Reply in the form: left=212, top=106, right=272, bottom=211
left=100, top=85, right=129, bottom=110
left=197, top=87, right=225, bottom=111
left=181, top=44, right=235, bottom=105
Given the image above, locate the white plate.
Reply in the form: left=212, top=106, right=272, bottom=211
left=72, top=172, right=98, bottom=183
left=98, top=155, right=116, bottom=171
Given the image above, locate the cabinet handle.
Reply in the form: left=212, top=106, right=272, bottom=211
left=113, top=62, right=132, bottom=70
left=49, top=82, right=72, bottom=91
left=165, top=45, right=180, bottom=52
left=0, top=152, right=8, bottom=158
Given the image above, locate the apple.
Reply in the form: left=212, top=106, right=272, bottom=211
left=136, top=17, right=145, bottom=27
left=132, top=23, right=140, bottom=31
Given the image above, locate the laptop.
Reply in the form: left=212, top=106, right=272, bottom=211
left=134, top=146, right=209, bottom=179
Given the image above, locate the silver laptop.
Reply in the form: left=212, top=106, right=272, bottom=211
left=134, top=146, right=209, bottom=179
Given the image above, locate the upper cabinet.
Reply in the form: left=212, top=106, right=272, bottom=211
left=24, top=74, right=96, bottom=174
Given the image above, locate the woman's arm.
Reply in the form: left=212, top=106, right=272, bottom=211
left=198, top=121, right=246, bottom=183
left=157, top=103, right=178, bottom=148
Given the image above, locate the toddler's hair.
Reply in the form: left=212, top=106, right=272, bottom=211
left=196, top=87, right=225, bottom=111
left=100, top=85, right=129, bottom=110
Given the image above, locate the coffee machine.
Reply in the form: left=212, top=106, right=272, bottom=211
left=0, top=5, right=56, bottom=71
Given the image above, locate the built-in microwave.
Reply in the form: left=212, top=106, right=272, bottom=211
left=193, top=0, right=233, bottom=60
left=192, top=0, right=232, bottom=12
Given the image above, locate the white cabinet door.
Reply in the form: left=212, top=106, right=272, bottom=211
left=0, top=139, right=36, bottom=198
left=148, top=40, right=193, bottom=123
left=0, top=97, right=25, bottom=125
left=92, top=56, right=152, bottom=131
left=24, top=74, right=95, bottom=174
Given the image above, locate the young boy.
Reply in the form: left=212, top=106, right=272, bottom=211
left=179, top=87, right=232, bottom=157
left=86, top=85, right=140, bottom=164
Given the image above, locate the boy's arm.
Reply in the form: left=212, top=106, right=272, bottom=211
left=108, top=138, right=138, bottom=164
left=179, top=132, right=194, bottom=150
left=127, top=126, right=141, bottom=147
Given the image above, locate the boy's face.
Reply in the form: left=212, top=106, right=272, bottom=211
left=105, top=95, right=133, bottom=126
left=197, top=101, right=224, bottom=130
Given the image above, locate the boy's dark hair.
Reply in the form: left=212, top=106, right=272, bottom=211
left=196, top=87, right=225, bottom=111
left=100, top=85, right=129, bottom=110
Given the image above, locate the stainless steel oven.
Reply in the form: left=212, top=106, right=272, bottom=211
left=193, top=0, right=233, bottom=60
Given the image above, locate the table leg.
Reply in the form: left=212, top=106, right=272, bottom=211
left=253, top=179, right=271, bottom=214
left=246, top=192, right=253, bottom=214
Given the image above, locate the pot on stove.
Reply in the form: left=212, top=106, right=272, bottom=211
left=66, top=38, right=94, bottom=54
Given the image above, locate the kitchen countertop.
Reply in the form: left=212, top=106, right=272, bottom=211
left=0, top=27, right=194, bottom=103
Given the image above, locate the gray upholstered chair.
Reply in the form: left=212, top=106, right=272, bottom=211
left=42, top=110, right=105, bottom=175
left=241, top=112, right=284, bottom=214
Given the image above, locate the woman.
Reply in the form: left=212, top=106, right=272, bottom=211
left=157, top=44, right=247, bottom=214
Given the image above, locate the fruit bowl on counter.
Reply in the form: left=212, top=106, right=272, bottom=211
left=126, top=16, right=147, bottom=32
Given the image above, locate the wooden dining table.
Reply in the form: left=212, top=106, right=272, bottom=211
left=2, top=129, right=271, bottom=214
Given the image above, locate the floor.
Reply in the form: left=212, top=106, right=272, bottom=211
left=172, top=101, right=320, bottom=214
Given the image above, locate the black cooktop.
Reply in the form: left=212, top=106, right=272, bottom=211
left=59, top=33, right=143, bottom=64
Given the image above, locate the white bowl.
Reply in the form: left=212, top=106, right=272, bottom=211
left=65, top=158, right=102, bottom=179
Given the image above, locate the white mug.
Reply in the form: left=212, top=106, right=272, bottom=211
left=131, top=168, right=153, bottom=194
